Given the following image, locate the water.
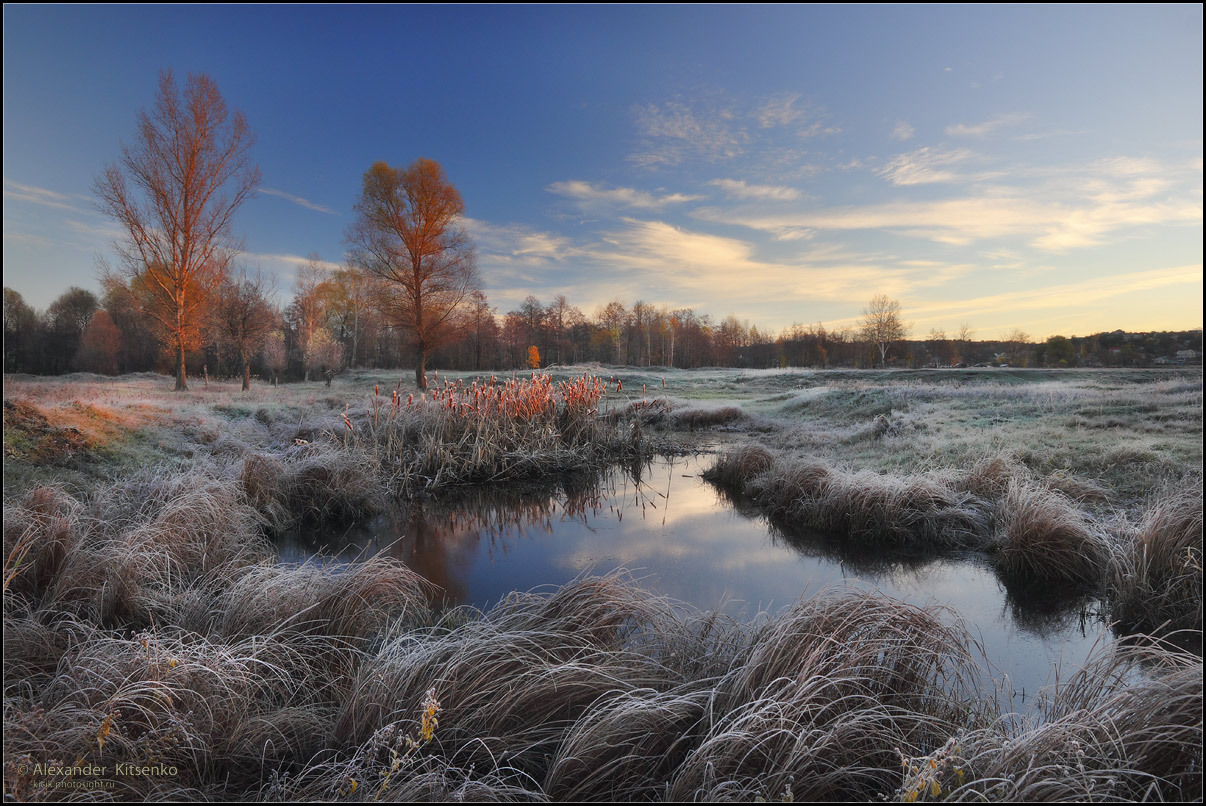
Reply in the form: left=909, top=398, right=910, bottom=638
left=278, top=453, right=1112, bottom=702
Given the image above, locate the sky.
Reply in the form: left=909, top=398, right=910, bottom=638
left=3, top=4, right=1202, bottom=341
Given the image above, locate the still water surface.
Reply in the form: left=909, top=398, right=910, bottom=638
left=279, top=454, right=1110, bottom=702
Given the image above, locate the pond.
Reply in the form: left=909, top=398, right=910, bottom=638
left=278, top=453, right=1111, bottom=704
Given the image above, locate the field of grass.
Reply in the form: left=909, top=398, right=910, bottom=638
left=3, top=366, right=1201, bottom=800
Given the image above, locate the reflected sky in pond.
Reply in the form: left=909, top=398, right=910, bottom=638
left=278, top=454, right=1110, bottom=702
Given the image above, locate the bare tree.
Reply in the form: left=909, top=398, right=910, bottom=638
left=261, top=329, right=286, bottom=386
left=94, top=70, right=260, bottom=390
left=346, top=158, right=478, bottom=390
left=860, top=294, right=908, bottom=368
left=212, top=268, right=277, bottom=391
left=291, top=254, right=329, bottom=381
left=596, top=300, right=629, bottom=364
left=1004, top=328, right=1031, bottom=367
left=547, top=294, right=573, bottom=365
left=956, top=322, right=975, bottom=364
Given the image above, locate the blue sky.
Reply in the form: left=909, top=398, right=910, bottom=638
left=3, top=4, right=1202, bottom=339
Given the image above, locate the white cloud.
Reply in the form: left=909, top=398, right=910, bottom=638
left=3, top=231, right=56, bottom=248
left=698, top=156, right=1201, bottom=251
left=890, top=121, right=915, bottom=141
left=3, top=179, right=86, bottom=212
left=547, top=180, right=702, bottom=209
left=258, top=187, right=336, bottom=214
left=630, top=101, right=749, bottom=168
left=945, top=114, right=1028, bottom=137
left=707, top=179, right=801, bottom=201
left=628, top=92, right=837, bottom=170
left=241, top=251, right=342, bottom=282
left=877, top=147, right=978, bottom=186
left=756, top=93, right=804, bottom=128
left=1014, top=129, right=1086, bottom=141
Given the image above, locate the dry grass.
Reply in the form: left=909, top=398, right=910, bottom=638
left=992, top=479, right=1109, bottom=588
left=3, top=368, right=1201, bottom=800
left=5, top=545, right=1201, bottom=802
left=939, top=638, right=1203, bottom=802
left=1109, top=481, right=1204, bottom=634
left=345, top=373, right=652, bottom=495
left=705, top=445, right=991, bottom=549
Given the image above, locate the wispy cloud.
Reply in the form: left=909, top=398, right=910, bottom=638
left=699, top=156, right=1201, bottom=251
left=3, top=231, right=56, bottom=248
left=756, top=93, right=804, bottom=128
left=258, top=187, right=336, bottom=214
left=890, top=121, right=915, bottom=141
left=462, top=217, right=578, bottom=265
left=629, top=92, right=837, bottom=170
left=630, top=100, right=749, bottom=169
left=547, top=180, right=703, bottom=210
left=945, top=113, right=1028, bottom=137
left=877, top=147, right=980, bottom=186
left=1014, top=129, right=1086, bottom=142
left=241, top=251, right=342, bottom=283
left=707, top=178, right=801, bottom=201
left=697, top=193, right=1200, bottom=250
left=3, top=179, right=87, bottom=212
left=64, top=219, right=125, bottom=241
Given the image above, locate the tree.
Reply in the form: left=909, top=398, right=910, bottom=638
left=927, top=328, right=952, bottom=366
left=956, top=322, right=975, bottom=364
left=527, top=345, right=542, bottom=369
left=211, top=268, right=277, bottom=391
left=596, top=300, right=629, bottom=364
left=3, top=288, right=39, bottom=373
left=1044, top=335, right=1075, bottom=367
left=291, top=255, right=330, bottom=382
left=1004, top=329, right=1031, bottom=367
left=261, top=328, right=287, bottom=386
left=44, top=287, right=99, bottom=374
left=860, top=294, right=908, bottom=368
left=346, top=158, right=478, bottom=390
left=73, top=310, right=123, bottom=375
left=94, top=70, right=261, bottom=390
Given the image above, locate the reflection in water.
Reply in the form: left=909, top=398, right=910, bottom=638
left=277, top=454, right=1116, bottom=699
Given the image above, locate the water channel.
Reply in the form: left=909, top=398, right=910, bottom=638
left=278, top=453, right=1112, bottom=704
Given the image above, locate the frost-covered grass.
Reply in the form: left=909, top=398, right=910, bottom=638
left=2, top=367, right=1201, bottom=800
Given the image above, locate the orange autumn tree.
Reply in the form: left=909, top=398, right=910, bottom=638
left=95, top=70, right=260, bottom=390
left=346, top=158, right=478, bottom=390
left=527, top=345, right=541, bottom=369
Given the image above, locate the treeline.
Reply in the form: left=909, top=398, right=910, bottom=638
left=2, top=280, right=1201, bottom=380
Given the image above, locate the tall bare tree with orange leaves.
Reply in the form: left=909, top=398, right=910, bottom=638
left=95, top=70, right=261, bottom=390
left=346, top=158, right=478, bottom=390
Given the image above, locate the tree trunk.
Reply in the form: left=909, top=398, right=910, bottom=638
left=415, top=353, right=427, bottom=391
left=241, top=351, right=251, bottom=391
left=175, top=341, right=188, bottom=391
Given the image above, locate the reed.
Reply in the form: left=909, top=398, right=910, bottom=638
left=347, top=373, right=647, bottom=494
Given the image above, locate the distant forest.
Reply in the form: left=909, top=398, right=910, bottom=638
left=3, top=282, right=1202, bottom=381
